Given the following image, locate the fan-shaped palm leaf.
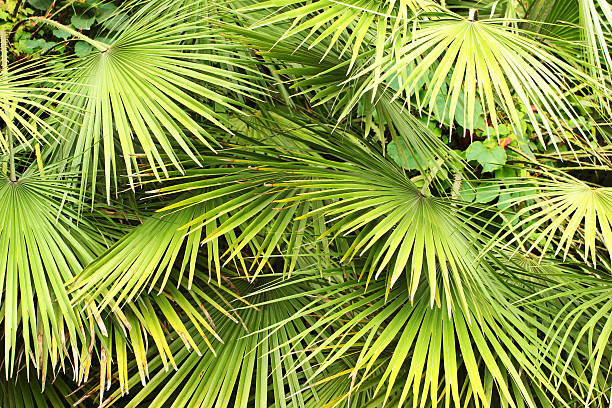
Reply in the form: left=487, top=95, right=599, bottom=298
left=0, top=31, right=77, bottom=152
left=154, top=145, right=473, bottom=311
left=98, top=277, right=334, bottom=408
left=146, top=107, right=464, bottom=285
left=356, top=14, right=598, bottom=149
left=68, top=209, right=251, bottom=394
left=39, top=2, right=265, bottom=201
left=489, top=175, right=612, bottom=267
left=271, top=277, right=572, bottom=408
left=0, top=169, right=104, bottom=379
left=70, top=204, right=208, bottom=308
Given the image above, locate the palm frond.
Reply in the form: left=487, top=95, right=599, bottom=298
left=1, top=1, right=611, bottom=407
left=99, top=276, right=334, bottom=408
left=0, top=169, right=103, bottom=380
left=358, top=14, right=599, bottom=149
left=0, top=32, right=77, bottom=152
left=271, top=276, right=570, bottom=408
left=47, top=2, right=265, bottom=201
left=0, top=374, right=79, bottom=408
left=489, top=174, right=612, bottom=267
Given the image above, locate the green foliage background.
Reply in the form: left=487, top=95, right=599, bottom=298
left=0, top=0, right=611, bottom=407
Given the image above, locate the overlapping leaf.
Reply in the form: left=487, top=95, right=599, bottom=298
left=98, top=277, right=337, bottom=408
left=0, top=32, right=76, bottom=151
left=358, top=15, right=598, bottom=148
left=0, top=375, right=78, bottom=408
left=0, top=170, right=103, bottom=380
left=51, top=2, right=265, bottom=200
left=273, top=277, right=571, bottom=408
left=490, top=175, right=612, bottom=267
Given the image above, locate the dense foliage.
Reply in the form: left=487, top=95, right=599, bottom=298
left=0, top=0, right=611, bottom=407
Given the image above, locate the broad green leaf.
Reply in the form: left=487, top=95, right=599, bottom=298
left=71, top=14, right=96, bottom=31
left=74, top=41, right=93, bottom=57
left=466, top=141, right=507, bottom=172
left=27, top=0, right=52, bottom=10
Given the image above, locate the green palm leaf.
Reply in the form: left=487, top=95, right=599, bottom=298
left=272, top=277, right=569, bottom=408
left=68, top=208, right=249, bottom=392
left=0, top=375, right=78, bottom=408
left=44, top=3, right=265, bottom=201
left=358, top=14, right=598, bottom=148
left=0, top=32, right=76, bottom=152
left=490, top=175, right=612, bottom=267
left=1, top=1, right=610, bottom=407
left=98, top=277, right=333, bottom=408
left=70, top=204, right=208, bottom=308
left=73, top=285, right=241, bottom=402
left=577, top=0, right=612, bottom=86
left=0, top=169, right=103, bottom=380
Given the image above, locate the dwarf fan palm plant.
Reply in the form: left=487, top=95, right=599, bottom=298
left=0, top=0, right=611, bottom=407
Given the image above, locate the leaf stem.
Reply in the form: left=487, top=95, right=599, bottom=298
left=29, top=17, right=110, bottom=52
left=0, top=30, right=16, bottom=182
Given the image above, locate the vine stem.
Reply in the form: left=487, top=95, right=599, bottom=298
left=29, top=17, right=110, bottom=52
left=0, top=30, right=16, bottom=182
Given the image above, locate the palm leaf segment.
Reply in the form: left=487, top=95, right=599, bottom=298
left=525, top=270, right=612, bottom=407
left=248, top=1, right=600, bottom=151
left=0, top=171, right=103, bottom=380
left=578, top=0, right=612, bottom=86
left=53, top=2, right=265, bottom=201
left=0, top=375, right=77, bottom=408
left=0, top=32, right=73, bottom=152
left=491, top=175, right=612, bottom=267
